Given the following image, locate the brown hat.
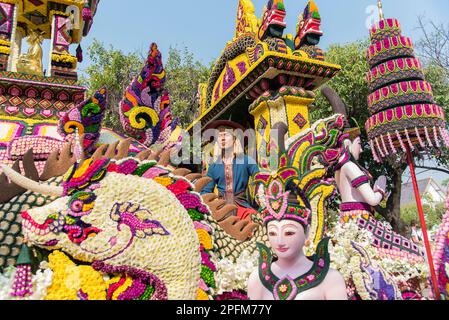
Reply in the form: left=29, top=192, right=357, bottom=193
left=204, top=120, right=246, bottom=132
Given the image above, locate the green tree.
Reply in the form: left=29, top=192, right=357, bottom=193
left=79, top=41, right=212, bottom=132
left=416, top=16, right=449, bottom=78
left=442, top=178, right=449, bottom=188
left=311, top=40, right=410, bottom=235
left=401, top=202, right=446, bottom=231
left=165, top=46, right=212, bottom=126
left=414, top=63, right=449, bottom=175
left=415, top=16, right=449, bottom=174
left=79, top=39, right=142, bottom=134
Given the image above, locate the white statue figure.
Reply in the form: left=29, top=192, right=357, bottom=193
left=335, top=124, right=387, bottom=210
left=321, top=86, right=423, bottom=257
left=247, top=162, right=347, bottom=300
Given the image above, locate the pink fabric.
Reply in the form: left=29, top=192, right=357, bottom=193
left=340, top=202, right=373, bottom=213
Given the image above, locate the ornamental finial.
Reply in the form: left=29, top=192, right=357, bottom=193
left=377, top=0, right=385, bottom=20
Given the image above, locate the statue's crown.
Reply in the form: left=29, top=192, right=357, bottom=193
left=254, top=152, right=311, bottom=228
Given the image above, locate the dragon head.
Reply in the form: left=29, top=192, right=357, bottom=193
left=258, top=0, right=287, bottom=40
left=295, top=0, right=323, bottom=49
left=19, top=158, right=183, bottom=263
left=6, top=154, right=206, bottom=299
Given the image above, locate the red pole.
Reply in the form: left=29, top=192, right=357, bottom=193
left=406, top=146, right=441, bottom=300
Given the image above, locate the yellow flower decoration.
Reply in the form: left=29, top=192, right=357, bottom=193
left=51, top=53, right=78, bottom=67
left=0, top=39, right=11, bottom=47
left=64, top=120, right=85, bottom=135
left=45, top=251, right=107, bottom=300
left=154, top=176, right=173, bottom=187
left=128, top=106, right=159, bottom=130
left=196, top=229, right=213, bottom=250
left=196, top=288, right=209, bottom=300
left=0, top=46, right=11, bottom=55
left=72, top=159, right=93, bottom=179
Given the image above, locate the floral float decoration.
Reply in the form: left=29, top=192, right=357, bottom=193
left=59, top=87, right=108, bottom=155
left=328, top=220, right=428, bottom=300
left=365, top=2, right=449, bottom=299
left=365, top=17, right=449, bottom=161
left=433, top=189, right=449, bottom=299
left=120, top=43, right=182, bottom=151
left=2, top=152, right=217, bottom=300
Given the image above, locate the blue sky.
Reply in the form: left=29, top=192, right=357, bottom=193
left=76, top=0, right=449, bottom=67
left=72, top=0, right=449, bottom=185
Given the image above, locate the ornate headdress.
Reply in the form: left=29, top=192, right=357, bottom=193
left=253, top=124, right=312, bottom=228
left=258, top=171, right=312, bottom=228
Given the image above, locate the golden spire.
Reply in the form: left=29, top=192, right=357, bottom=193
left=377, top=0, right=385, bottom=20
left=234, top=0, right=258, bottom=38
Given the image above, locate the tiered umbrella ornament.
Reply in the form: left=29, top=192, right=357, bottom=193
left=365, top=6, right=449, bottom=163
left=364, top=1, right=449, bottom=300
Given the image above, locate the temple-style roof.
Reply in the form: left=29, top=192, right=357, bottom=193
left=14, top=0, right=99, bottom=42
left=186, top=0, right=340, bottom=132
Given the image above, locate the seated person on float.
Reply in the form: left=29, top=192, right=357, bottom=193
left=200, top=121, right=260, bottom=221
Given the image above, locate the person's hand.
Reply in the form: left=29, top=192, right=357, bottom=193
left=374, top=175, right=387, bottom=200
left=374, top=175, right=387, bottom=191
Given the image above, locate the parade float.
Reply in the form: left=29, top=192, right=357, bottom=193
left=0, top=0, right=448, bottom=301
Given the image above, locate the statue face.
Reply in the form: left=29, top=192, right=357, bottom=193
left=350, top=137, right=362, bottom=160
left=267, top=220, right=306, bottom=260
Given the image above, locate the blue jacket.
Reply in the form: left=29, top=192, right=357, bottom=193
left=201, top=155, right=260, bottom=208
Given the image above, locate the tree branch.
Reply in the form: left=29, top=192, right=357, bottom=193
left=415, top=165, right=449, bottom=175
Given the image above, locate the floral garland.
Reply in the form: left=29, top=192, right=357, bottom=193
left=51, top=53, right=78, bottom=67
left=0, top=46, right=11, bottom=55
left=329, top=221, right=429, bottom=300
left=0, top=39, right=11, bottom=47
left=214, top=249, right=258, bottom=295
left=0, top=264, right=53, bottom=300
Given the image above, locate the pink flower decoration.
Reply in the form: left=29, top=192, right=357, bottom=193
left=433, top=127, right=441, bottom=148
left=388, top=132, right=397, bottom=154
left=376, top=137, right=385, bottom=158
left=306, top=275, right=316, bottom=282
left=424, top=127, right=434, bottom=148
left=266, top=180, right=289, bottom=220
left=405, top=129, right=415, bottom=151
left=381, top=135, right=389, bottom=155
left=318, top=258, right=325, bottom=268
